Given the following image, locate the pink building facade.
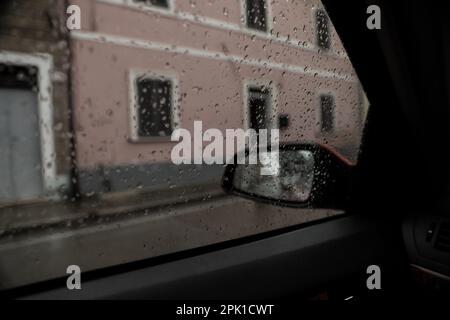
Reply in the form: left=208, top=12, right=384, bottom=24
left=69, top=0, right=366, bottom=195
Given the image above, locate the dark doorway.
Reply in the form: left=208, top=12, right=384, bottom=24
left=0, top=64, right=43, bottom=203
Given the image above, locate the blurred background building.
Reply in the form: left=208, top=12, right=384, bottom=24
left=0, top=0, right=369, bottom=207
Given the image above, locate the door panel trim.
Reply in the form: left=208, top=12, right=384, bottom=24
left=17, top=215, right=390, bottom=299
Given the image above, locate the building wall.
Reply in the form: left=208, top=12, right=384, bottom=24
left=69, top=0, right=365, bottom=194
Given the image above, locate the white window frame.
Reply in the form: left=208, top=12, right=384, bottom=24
left=241, top=0, right=272, bottom=34
left=0, top=51, right=68, bottom=197
left=242, top=79, right=278, bottom=131
left=128, top=70, right=180, bottom=143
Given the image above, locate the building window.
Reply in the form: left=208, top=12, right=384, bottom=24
left=245, top=0, right=268, bottom=32
left=315, top=8, right=331, bottom=50
left=135, top=76, right=173, bottom=138
left=248, top=86, right=270, bottom=130
left=133, top=0, right=169, bottom=9
left=320, top=94, right=335, bottom=133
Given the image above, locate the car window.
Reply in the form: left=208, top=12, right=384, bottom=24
left=0, top=0, right=369, bottom=289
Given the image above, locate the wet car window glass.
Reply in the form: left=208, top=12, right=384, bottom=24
left=0, top=0, right=369, bottom=289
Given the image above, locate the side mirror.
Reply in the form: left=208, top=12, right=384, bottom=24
left=221, top=143, right=354, bottom=208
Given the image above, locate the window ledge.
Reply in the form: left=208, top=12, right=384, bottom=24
left=128, top=136, right=176, bottom=144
